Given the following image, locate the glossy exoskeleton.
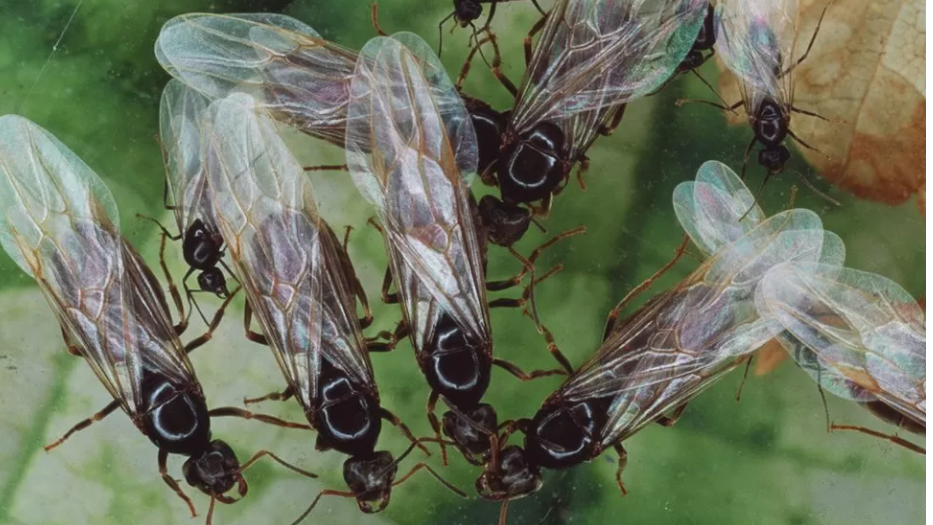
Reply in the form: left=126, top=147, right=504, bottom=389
left=456, top=0, right=709, bottom=244
left=201, top=92, right=462, bottom=521
left=474, top=181, right=843, bottom=523
left=346, top=33, right=576, bottom=467
left=713, top=0, right=833, bottom=181
left=158, top=80, right=231, bottom=303
left=0, top=115, right=255, bottom=522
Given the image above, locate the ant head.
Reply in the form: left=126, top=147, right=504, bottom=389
left=475, top=445, right=542, bottom=501
left=197, top=268, right=229, bottom=297
left=758, top=145, right=790, bottom=175
left=477, top=195, right=532, bottom=247
left=453, top=0, right=483, bottom=25
left=343, top=451, right=397, bottom=513
left=182, top=439, right=245, bottom=498
left=442, top=403, right=498, bottom=465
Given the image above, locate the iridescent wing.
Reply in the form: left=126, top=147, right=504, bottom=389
left=346, top=33, right=488, bottom=353
left=509, top=0, right=707, bottom=160
left=756, top=262, right=926, bottom=423
left=201, top=93, right=373, bottom=411
left=156, top=13, right=361, bottom=149
left=0, top=115, right=194, bottom=416
left=557, top=209, right=836, bottom=445
left=715, top=0, right=800, bottom=116
left=160, top=79, right=213, bottom=234
left=673, top=160, right=765, bottom=256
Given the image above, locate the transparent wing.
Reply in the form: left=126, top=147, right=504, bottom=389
left=202, top=93, right=373, bottom=410
left=557, top=209, right=834, bottom=444
left=715, top=0, right=799, bottom=115
left=509, top=0, right=707, bottom=157
left=156, top=13, right=361, bottom=148
left=756, top=262, right=926, bottom=422
left=0, top=116, right=193, bottom=415
left=346, top=33, right=488, bottom=350
left=160, top=79, right=213, bottom=233
left=673, top=160, right=765, bottom=256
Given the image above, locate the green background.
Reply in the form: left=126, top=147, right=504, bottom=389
left=0, top=1, right=924, bottom=525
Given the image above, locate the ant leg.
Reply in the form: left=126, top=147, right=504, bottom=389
left=735, top=356, right=754, bottom=402
left=370, top=3, right=388, bottom=36
left=379, top=265, right=399, bottom=304
left=456, top=33, right=495, bottom=89
left=691, top=69, right=734, bottom=111
left=334, top=225, right=374, bottom=328
left=367, top=320, right=408, bottom=352
left=603, top=236, right=688, bottom=340
left=523, top=12, right=548, bottom=66
left=830, top=424, right=925, bottom=455
left=244, top=385, right=295, bottom=406
left=208, top=407, right=312, bottom=430
left=541, top=323, right=574, bottom=375
left=486, top=31, right=518, bottom=97
left=158, top=449, right=198, bottom=517
left=612, top=443, right=629, bottom=496
left=781, top=1, right=832, bottom=78
left=380, top=407, right=431, bottom=456
left=787, top=129, right=830, bottom=159
left=492, top=357, right=566, bottom=380
left=486, top=225, right=587, bottom=291
left=59, top=325, right=82, bottom=356
left=136, top=213, right=182, bottom=241
left=303, top=164, right=348, bottom=172
left=790, top=105, right=832, bottom=122
left=239, top=449, right=319, bottom=478
left=391, top=461, right=467, bottom=497
left=655, top=403, right=688, bottom=427
left=598, top=104, right=627, bottom=137
left=44, top=399, right=121, bottom=451
left=488, top=263, right=563, bottom=306
left=183, top=286, right=241, bottom=354
left=739, top=135, right=757, bottom=180
left=437, top=11, right=455, bottom=56
left=676, top=98, right=744, bottom=112
left=243, top=302, right=268, bottom=345
left=426, top=390, right=448, bottom=466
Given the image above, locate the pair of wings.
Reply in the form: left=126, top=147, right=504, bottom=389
left=715, top=0, right=804, bottom=116
left=560, top=204, right=838, bottom=445
left=200, top=94, right=374, bottom=411
left=676, top=161, right=926, bottom=425
left=160, top=79, right=216, bottom=236
left=0, top=116, right=195, bottom=417
left=505, top=0, right=708, bottom=161
left=156, top=13, right=362, bottom=149
left=345, top=34, right=490, bottom=354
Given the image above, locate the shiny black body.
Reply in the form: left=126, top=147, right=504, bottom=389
left=424, top=313, right=493, bottom=409
left=312, top=358, right=383, bottom=457
left=751, top=97, right=791, bottom=174
left=677, top=3, right=716, bottom=72
left=135, top=368, right=242, bottom=497
left=182, top=218, right=229, bottom=296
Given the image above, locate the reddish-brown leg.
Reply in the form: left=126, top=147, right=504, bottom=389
left=612, top=443, right=629, bottom=496
left=370, top=3, right=388, bottom=36
left=44, top=399, right=121, bottom=451
left=239, top=449, right=320, bottom=478
left=243, top=302, right=268, bottom=346
left=426, top=390, right=448, bottom=466
left=208, top=407, right=311, bottom=431
left=830, top=424, right=925, bottom=455
left=380, top=407, right=430, bottom=456
left=243, top=385, right=295, bottom=405
left=492, top=358, right=566, bottom=380
left=183, top=285, right=241, bottom=354
left=158, top=448, right=198, bottom=517
left=656, top=403, right=688, bottom=427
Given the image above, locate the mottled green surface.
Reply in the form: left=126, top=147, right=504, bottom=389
left=0, top=1, right=924, bottom=525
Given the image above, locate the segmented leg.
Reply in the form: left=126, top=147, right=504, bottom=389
left=656, top=403, right=688, bottom=427
left=159, top=448, right=197, bottom=518
left=676, top=98, right=744, bottom=113
left=425, top=390, right=448, bottom=466
left=303, top=164, right=348, bottom=172
left=243, top=385, right=295, bottom=405
left=780, top=1, right=832, bottom=78
left=44, top=399, right=121, bottom=451
left=603, top=236, right=689, bottom=340
left=787, top=129, right=830, bottom=158
left=492, top=358, right=566, bottom=380
left=613, top=443, right=629, bottom=496
left=370, top=3, right=388, bottom=36
left=523, top=12, right=548, bottom=66
left=208, top=407, right=311, bottom=430
left=60, top=325, right=81, bottom=356
left=183, top=285, right=240, bottom=354
left=239, top=449, right=320, bottom=477
left=381, top=407, right=430, bottom=456
left=485, top=225, right=586, bottom=291
left=830, top=424, right=925, bottom=455
left=243, top=302, right=268, bottom=345
left=367, top=320, right=409, bottom=352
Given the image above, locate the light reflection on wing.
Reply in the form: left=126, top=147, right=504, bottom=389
left=0, top=115, right=194, bottom=416
left=715, top=0, right=800, bottom=116
left=160, top=79, right=214, bottom=234
left=156, top=13, right=362, bottom=149
left=509, top=0, right=707, bottom=160
left=555, top=209, right=834, bottom=445
left=346, top=33, right=488, bottom=354
left=202, top=93, right=373, bottom=411
left=756, top=262, right=926, bottom=423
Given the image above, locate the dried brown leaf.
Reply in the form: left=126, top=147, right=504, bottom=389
left=718, top=0, right=925, bottom=210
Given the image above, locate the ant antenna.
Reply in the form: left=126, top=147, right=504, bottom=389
left=791, top=169, right=841, bottom=207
